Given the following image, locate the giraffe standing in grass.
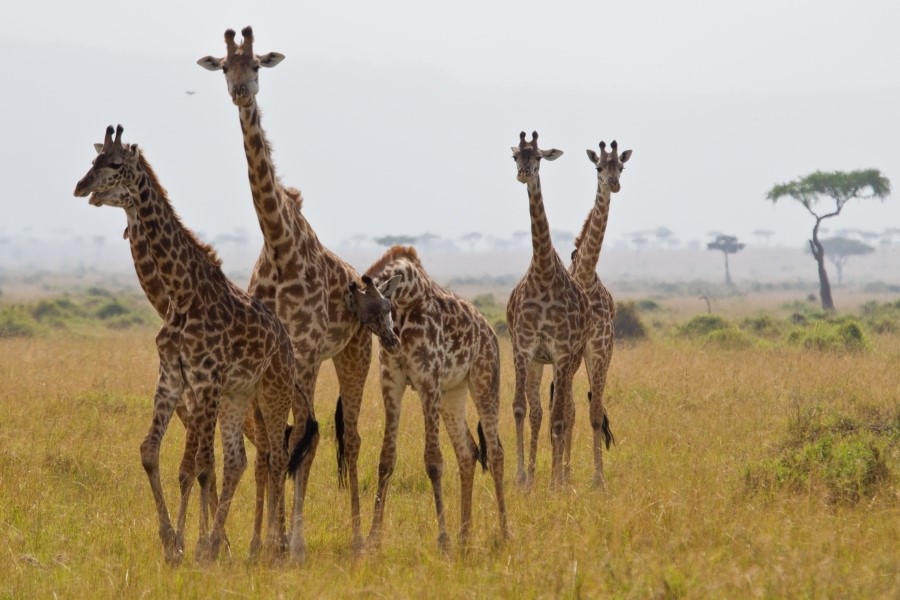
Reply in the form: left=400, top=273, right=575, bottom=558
left=86, top=184, right=296, bottom=555
left=199, top=26, right=374, bottom=553
left=344, top=246, right=508, bottom=551
left=73, top=125, right=317, bottom=564
left=567, top=139, right=632, bottom=488
left=506, top=131, right=591, bottom=488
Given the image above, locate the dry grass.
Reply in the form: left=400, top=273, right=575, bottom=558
left=1, top=320, right=899, bottom=598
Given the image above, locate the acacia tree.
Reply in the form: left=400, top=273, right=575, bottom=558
left=766, top=169, right=890, bottom=311
left=819, top=237, right=875, bottom=285
left=707, top=234, right=744, bottom=286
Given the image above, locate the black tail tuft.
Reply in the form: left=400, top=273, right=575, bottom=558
left=283, top=424, right=294, bottom=452
left=549, top=381, right=555, bottom=408
left=476, top=421, right=488, bottom=472
left=335, top=396, right=348, bottom=488
left=588, top=390, right=592, bottom=404
left=600, top=409, right=615, bottom=450
left=287, top=415, right=319, bottom=479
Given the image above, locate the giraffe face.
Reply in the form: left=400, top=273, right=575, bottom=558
left=344, top=275, right=401, bottom=352
left=74, top=126, right=140, bottom=198
left=586, top=141, right=632, bottom=194
left=510, top=131, right=563, bottom=184
left=197, top=27, right=284, bottom=108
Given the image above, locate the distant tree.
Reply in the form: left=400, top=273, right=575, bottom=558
left=654, top=226, right=679, bottom=247
left=459, top=231, right=483, bottom=250
left=818, top=237, right=875, bottom=285
left=707, top=234, right=744, bottom=286
left=767, top=169, right=891, bottom=311
left=374, top=234, right=419, bottom=247
left=631, top=231, right=649, bottom=251
left=752, top=229, right=774, bottom=246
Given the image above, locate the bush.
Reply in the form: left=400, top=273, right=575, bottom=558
left=744, top=404, right=897, bottom=504
left=740, top=315, right=785, bottom=339
left=677, top=314, right=731, bottom=338
left=787, top=319, right=868, bottom=352
left=95, top=300, right=129, bottom=320
left=614, top=301, right=648, bottom=340
left=0, top=308, right=38, bottom=338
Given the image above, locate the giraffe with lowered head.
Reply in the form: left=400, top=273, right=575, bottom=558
left=198, top=26, right=375, bottom=552
left=567, top=139, right=632, bottom=488
left=73, top=125, right=318, bottom=563
left=344, top=246, right=508, bottom=551
left=506, top=131, right=591, bottom=488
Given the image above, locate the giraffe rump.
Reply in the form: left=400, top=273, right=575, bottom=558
left=364, top=245, right=422, bottom=279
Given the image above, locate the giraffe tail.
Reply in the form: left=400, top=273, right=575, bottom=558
left=335, top=396, right=348, bottom=489
left=287, top=414, right=319, bottom=479
left=283, top=424, right=294, bottom=451
left=475, top=422, right=488, bottom=472
left=590, top=391, right=616, bottom=450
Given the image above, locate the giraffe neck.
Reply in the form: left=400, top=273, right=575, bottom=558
left=123, top=206, right=169, bottom=320
left=130, top=161, right=220, bottom=307
left=572, top=184, right=612, bottom=287
left=238, top=101, right=310, bottom=268
left=526, top=177, right=557, bottom=277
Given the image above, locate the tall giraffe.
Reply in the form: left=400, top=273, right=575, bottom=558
left=73, top=126, right=318, bottom=563
left=198, top=27, right=374, bottom=552
left=568, top=139, right=632, bottom=488
left=344, top=246, right=508, bottom=550
left=506, top=131, right=590, bottom=488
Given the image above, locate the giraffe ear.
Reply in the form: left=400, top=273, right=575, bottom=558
left=586, top=149, right=599, bottom=164
left=94, top=143, right=104, bottom=154
left=128, top=144, right=141, bottom=160
left=377, top=275, right=402, bottom=300
left=258, top=52, right=285, bottom=68
left=540, top=148, right=564, bottom=161
left=197, top=56, right=225, bottom=71
left=619, top=149, right=633, bottom=163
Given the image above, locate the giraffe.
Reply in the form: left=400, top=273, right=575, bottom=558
left=566, top=139, right=633, bottom=488
left=73, top=125, right=318, bottom=563
left=198, top=26, right=374, bottom=552
left=344, top=246, right=508, bottom=551
left=506, top=131, right=591, bottom=488
left=86, top=184, right=293, bottom=556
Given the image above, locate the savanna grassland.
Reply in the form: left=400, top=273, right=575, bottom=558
left=1, top=292, right=899, bottom=598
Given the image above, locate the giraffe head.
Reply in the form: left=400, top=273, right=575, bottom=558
left=88, top=185, right=133, bottom=209
left=197, top=26, right=285, bottom=107
left=510, top=131, right=563, bottom=184
left=74, top=125, right=141, bottom=198
left=344, top=275, right=402, bottom=351
left=586, top=140, right=632, bottom=193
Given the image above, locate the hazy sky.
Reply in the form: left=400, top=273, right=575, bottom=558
left=2, top=0, right=899, bottom=257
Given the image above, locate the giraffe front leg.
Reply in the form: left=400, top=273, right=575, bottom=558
left=206, top=396, right=247, bottom=563
left=525, top=361, right=544, bottom=487
left=332, top=337, right=370, bottom=555
left=245, top=403, right=268, bottom=561
left=440, top=385, right=476, bottom=549
left=550, top=360, right=578, bottom=489
left=368, top=359, right=405, bottom=550
left=140, top=353, right=183, bottom=564
left=512, top=351, right=529, bottom=487
left=586, top=343, right=614, bottom=490
left=421, top=388, right=449, bottom=553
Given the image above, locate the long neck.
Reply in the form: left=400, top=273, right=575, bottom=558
left=123, top=206, right=169, bottom=319
left=572, top=184, right=612, bottom=287
left=130, top=168, right=217, bottom=306
left=238, top=101, right=308, bottom=267
left=526, top=176, right=557, bottom=277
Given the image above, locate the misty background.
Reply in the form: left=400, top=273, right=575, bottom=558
left=1, top=0, right=898, bottom=292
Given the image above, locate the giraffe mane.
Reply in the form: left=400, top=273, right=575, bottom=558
left=572, top=209, right=595, bottom=255
left=137, top=154, right=223, bottom=267
left=364, top=245, right=421, bottom=278
left=253, top=107, right=303, bottom=211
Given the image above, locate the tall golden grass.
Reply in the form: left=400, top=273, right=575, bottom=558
left=1, top=320, right=898, bottom=598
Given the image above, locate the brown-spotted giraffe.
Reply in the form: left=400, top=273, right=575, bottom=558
left=86, top=184, right=295, bottom=557
left=198, top=27, right=374, bottom=552
left=506, top=131, right=591, bottom=488
left=566, top=139, right=632, bottom=489
left=344, top=246, right=508, bottom=551
left=73, top=125, right=318, bottom=564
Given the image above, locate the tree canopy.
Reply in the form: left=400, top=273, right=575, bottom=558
left=767, top=169, right=890, bottom=216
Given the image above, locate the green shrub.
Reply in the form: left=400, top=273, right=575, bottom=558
left=677, top=314, right=730, bottom=338
left=614, top=301, right=648, bottom=340
left=95, top=300, right=129, bottom=320
left=0, top=308, right=38, bottom=338
left=740, top=315, right=785, bottom=339
left=787, top=319, right=868, bottom=352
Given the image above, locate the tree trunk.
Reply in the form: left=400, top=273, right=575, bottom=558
left=810, top=220, right=834, bottom=311
left=723, top=251, right=732, bottom=286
